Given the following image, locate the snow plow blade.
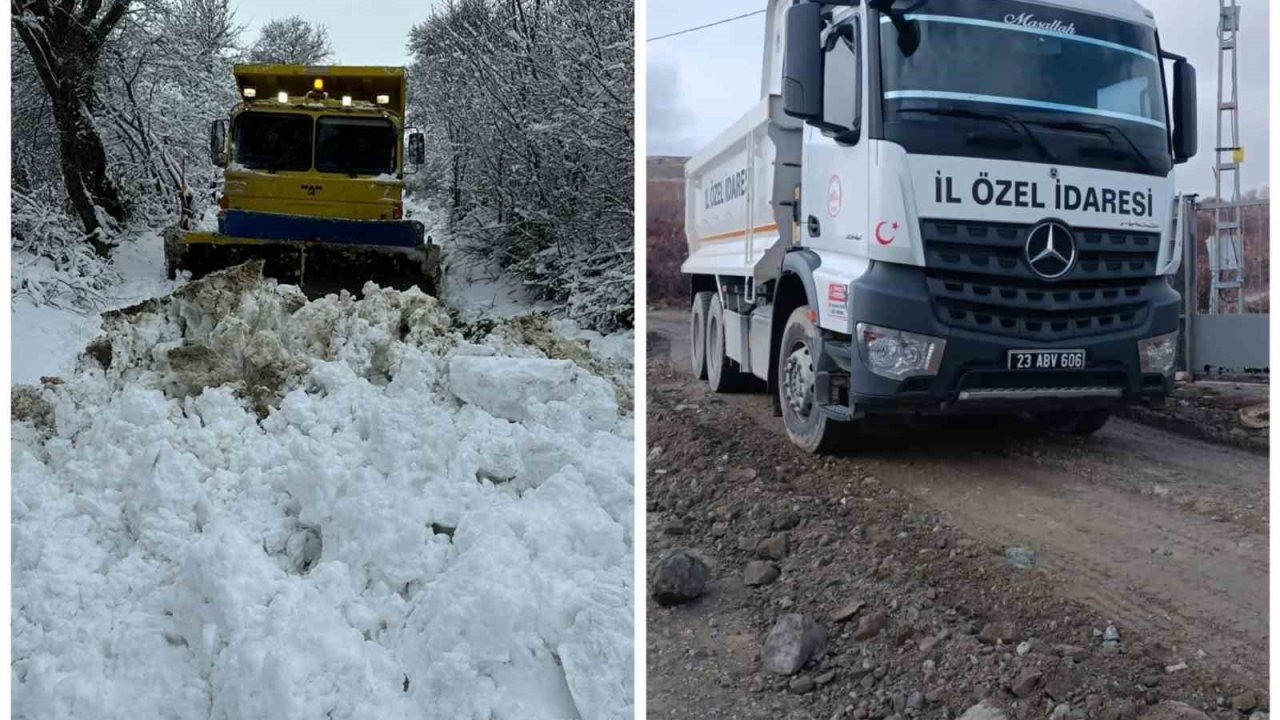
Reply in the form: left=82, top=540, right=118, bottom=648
left=164, top=226, right=441, bottom=298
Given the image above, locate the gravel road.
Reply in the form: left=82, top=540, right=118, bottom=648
left=646, top=309, right=1268, bottom=720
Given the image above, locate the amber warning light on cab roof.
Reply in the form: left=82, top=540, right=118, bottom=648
left=231, top=64, right=407, bottom=115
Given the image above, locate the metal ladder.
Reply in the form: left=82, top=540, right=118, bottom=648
left=1210, top=0, right=1244, bottom=315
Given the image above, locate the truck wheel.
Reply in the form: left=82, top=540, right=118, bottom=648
left=690, top=291, right=714, bottom=380
left=778, top=306, right=845, bottom=454
left=706, top=294, right=747, bottom=393
left=1062, top=408, right=1112, bottom=437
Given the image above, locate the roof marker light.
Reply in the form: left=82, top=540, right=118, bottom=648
left=277, top=91, right=288, bottom=103
left=376, top=94, right=390, bottom=105
left=342, top=95, right=352, bottom=107
left=243, top=87, right=257, bottom=98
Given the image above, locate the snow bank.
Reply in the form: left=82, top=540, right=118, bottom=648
left=12, top=262, right=633, bottom=720
left=12, top=230, right=180, bottom=385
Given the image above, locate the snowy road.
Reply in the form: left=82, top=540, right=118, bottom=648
left=12, top=247, right=635, bottom=719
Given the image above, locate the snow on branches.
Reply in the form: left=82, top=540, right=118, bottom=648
left=12, top=0, right=240, bottom=303
left=408, top=0, right=635, bottom=332
left=246, top=15, right=333, bottom=65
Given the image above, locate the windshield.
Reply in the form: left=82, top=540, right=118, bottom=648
left=315, top=117, right=397, bottom=175
left=878, top=0, right=1171, bottom=175
left=233, top=112, right=313, bottom=172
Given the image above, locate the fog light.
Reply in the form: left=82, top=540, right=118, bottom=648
left=856, top=323, right=946, bottom=380
left=1138, top=331, right=1178, bottom=374
left=277, top=91, right=288, bottom=103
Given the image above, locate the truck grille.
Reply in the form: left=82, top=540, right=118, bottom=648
left=921, top=219, right=1162, bottom=341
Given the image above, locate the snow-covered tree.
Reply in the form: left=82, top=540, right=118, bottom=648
left=407, top=0, right=634, bottom=331
left=95, top=0, right=241, bottom=226
left=247, top=15, right=332, bottom=65
left=12, top=0, right=133, bottom=247
left=12, top=0, right=240, bottom=307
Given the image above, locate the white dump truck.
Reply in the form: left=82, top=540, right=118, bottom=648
left=682, top=0, right=1198, bottom=452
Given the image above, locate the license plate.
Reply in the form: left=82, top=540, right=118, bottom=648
left=1008, top=349, right=1087, bottom=371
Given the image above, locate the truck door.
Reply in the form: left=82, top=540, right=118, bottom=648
left=800, top=12, right=871, bottom=263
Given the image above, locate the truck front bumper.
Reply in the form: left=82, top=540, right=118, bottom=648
left=822, top=263, right=1179, bottom=417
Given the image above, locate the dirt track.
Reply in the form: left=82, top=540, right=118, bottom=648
left=646, top=309, right=1268, bottom=719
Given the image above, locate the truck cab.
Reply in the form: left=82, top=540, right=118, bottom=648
left=167, top=64, right=439, bottom=296
left=681, top=0, right=1198, bottom=452
left=213, top=65, right=421, bottom=223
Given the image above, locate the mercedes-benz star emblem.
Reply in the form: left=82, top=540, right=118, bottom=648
left=1025, top=221, right=1077, bottom=280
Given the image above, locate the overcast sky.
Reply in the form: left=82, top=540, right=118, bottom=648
left=646, top=0, right=1270, bottom=195
left=232, top=0, right=429, bottom=66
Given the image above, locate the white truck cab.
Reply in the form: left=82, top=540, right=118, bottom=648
left=682, top=0, right=1198, bottom=452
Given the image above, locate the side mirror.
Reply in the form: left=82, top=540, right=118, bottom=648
left=1172, top=60, right=1197, bottom=164
left=782, top=2, right=824, bottom=121
left=820, top=23, right=860, bottom=143
left=209, top=119, right=228, bottom=168
left=407, top=132, right=425, bottom=165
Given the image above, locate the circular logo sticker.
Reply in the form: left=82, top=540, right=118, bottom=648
left=827, top=175, right=843, bottom=218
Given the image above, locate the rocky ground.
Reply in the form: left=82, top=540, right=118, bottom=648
left=1117, top=379, right=1268, bottom=453
left=646, top=310, right=1268, bottom=720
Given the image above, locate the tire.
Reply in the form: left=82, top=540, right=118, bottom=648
left=706, top=293, right=747, bottom=393
left=1061, top=408, right=1112, bottom=437
left=778, top=306, right=846, bottom=454
left=690, top=292, right=714, bottom=380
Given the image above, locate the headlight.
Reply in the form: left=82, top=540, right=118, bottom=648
left=856, top=323, right=946, bottom=380
left=1138, top=331, right=1178, bottom=374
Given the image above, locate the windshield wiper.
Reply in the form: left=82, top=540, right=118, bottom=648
left=896, top=107, right=1059, bottom=163
left=1023, top=119, right=1156, bottom=173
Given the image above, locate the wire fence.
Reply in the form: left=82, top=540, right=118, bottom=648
left=1185, top=198, right=1270, bottom=314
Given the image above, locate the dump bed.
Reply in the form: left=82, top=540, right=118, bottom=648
left=682, top=95, right=802, bottom=282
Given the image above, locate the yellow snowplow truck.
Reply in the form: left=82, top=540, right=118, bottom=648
left=165, top=64, right=441, bottom=296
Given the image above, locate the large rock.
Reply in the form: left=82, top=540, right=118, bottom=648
left=958, top=702, right=1010, bottom=720
left=762, top=614, right=827, bottom=676
left=651, top=550, right=711, bottom=607
left=1043, top=664, right=1084, bottom=702
left=853, top=611, right=887, bottom=641
left=832, top=600, right=865, bottom=623
left=1010, top=669, right=1043, bottom=698
left=772, top=510, right=802, bottom=531
left=1139, top=702, right=1212, bottom=720
left=977, top=620, right=1019, bottom=645
left=1233, top=693, right=1260, bottom=713
left=757, top=534, right=790, bottom=560
left=1005, top=546, right=1036, bottom=569
left=744, top=561, right=781, bottom=587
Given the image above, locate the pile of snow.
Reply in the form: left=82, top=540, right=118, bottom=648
left=403, top=198, right=635, bottom=384
left=12, top=263, right=633, bottom=719
left=551, top=318, right=634, bottom=368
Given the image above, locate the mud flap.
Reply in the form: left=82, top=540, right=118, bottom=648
left=166, top=228, right=442, bottom=298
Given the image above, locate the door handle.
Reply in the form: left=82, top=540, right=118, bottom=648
left=807, top=215, right=821, bottom=237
